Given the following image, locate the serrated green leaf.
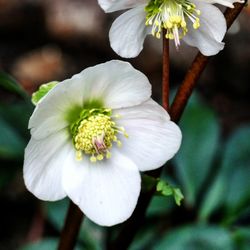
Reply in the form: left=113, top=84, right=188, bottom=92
left=32, top=81, right=58, bottom=105
left=173, top=188, right=184, bottom=206
left=156, top=179, right=184, bottom=206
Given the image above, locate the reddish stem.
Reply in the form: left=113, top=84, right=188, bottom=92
left=162, top=31, right=170, bottom=111
left=170, top=2, right=246, bottom=122
left=58, top=201, right=84, bottom=250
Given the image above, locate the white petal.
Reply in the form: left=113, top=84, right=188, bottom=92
left=114, top=99, right=182, bottom=171
left=98, top=0, right=147, bottom=12
left=62, top=149, right=141, bottom=226
left=30, top=60, right=151, bottom=140
left=109, top=6, right=149, bottom=58
left=72, top=60, right=151, bottom=109
left=29, top=76, right=86, bottom=140
left=183, top=2, right=226, bottom=56
left=200, top=0, right=244, bottom=8
left=24, top=130, right=71, bottom=201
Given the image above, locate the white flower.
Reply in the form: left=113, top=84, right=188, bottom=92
left=98, top=0, right=244, bottom=57
left=24, top=60, right=182, bottom=226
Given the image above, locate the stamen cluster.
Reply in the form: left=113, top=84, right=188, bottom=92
left=145, top=0, right=201, bottom=46
left=71, top=108, right=127, bottom=163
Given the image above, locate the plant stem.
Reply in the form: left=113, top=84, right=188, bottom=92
left=58, top=201, right=84, bottom=250
left=110, top=2, right=246, bottom=249
left=170, top=2, right=246, bottom=122
left=162, top=30, right=170, bottom=111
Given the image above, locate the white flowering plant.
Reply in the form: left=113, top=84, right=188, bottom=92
left=8, top=0, right=244, bottom=249
left=24, top=60, right=181, bottom=226
left=98, top=0, right=244, bottom=57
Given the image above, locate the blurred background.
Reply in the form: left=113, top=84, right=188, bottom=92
left=0, top=0, right=250, bottom=249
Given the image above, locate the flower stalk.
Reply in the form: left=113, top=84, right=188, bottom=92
left=170, top=1, right=247, bottom=122
left=162, top=30, right=170, bottom=111
left=58, top=201, right=84, bottom=250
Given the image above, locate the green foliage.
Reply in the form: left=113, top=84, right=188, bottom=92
left=0, top=116, right=25, bottom=159
left=199, top=126, right=250, bottom=221
left=129, top=224, right=158, bottom=250
left=153, top=225, right=234, bottom=250
left=147, top=195, right=173, bottom=217
left=31, top=81, right=58, bottom=105
left=156, top=180, right=184, bottom=206
left=0, top=71, right=29, bottom=99
left=16, top=92, right=250, bottom=250
left=233, top=227, right=250, bottom=250
left=141, top=93, right=250, bottom=250
left=0, top=73, right=32, bottom=190
left=175, top=94, right=220, bottom=206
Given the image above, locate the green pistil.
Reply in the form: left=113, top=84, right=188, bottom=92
left=145, top=0, right=201, bottom=46
left=70, top=108, right=128, bottom=163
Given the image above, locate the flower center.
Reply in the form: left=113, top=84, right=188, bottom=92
left=70, top=108, right=128, bottom=163
left=145, top=0, right=201, bottom=47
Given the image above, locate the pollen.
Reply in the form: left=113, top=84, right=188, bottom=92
left=145, top=0, right=201, bottom=47
left=71, top=109, right=127, bottom=163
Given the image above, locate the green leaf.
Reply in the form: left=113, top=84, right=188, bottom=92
left=173, top=188, right=184, bottom=206
left=0, top=72, right=29, bottom=99
left=0, top=102, right=32, bottom=137
left=0, top=116, right=25, bottom=159
left=153, top=225, right=234, bottom=250
left=129, top=224, right=159, bottom=250
left=31, top=81, right=58, bottom=105
left=146, top=195, right=173, bottom=217
left=156, top=180, right=173, bottom=195
left=156, top=180, right=184, bottom=206
left=175, top=94, right=220, bottom=206
left=233, top=227, right=250, bottom=250
left=199, top=126, right=250, bottom=221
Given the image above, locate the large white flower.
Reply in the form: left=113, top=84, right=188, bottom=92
left=98, top=0, right=243, bottom=57
left=24, top=60, right=182, bottom=226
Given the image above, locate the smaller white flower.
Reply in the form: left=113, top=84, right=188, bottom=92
left=98, top=0, right=244, bottom=58
left=24, top=60, right=182, bottom=226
